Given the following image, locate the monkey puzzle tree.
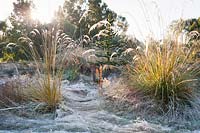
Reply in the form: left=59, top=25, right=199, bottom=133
left=90, top=15, right=127, bottom=67
left=63, top=0, right=128, bottom=38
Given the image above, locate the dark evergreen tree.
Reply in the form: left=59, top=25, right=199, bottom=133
left=63, top=0, right=84, bottom=26
left=0, top=21, right=7, bottom=32
left=54, top=5, right=77, bottom=38
left=184, top=17, right=200, bottom=33
left=63, top=0, right=128, bottom=38
left=2, top=0, right=38, bottom=61
left=91, top=15, right=127, bottom=66
left=7, top=0, right=35, bottom=42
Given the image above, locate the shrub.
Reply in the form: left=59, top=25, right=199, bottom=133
left=63, top=68, right=79, bottom=81
left=0, top=76, right=30, bottom=108
left=127, top=39, right=200, bottom=111
left=62, top=47, right=87, bottom=81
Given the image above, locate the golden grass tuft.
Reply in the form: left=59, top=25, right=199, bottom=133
left=127, top=38, right=200, bottom=110
left=20, top=28, right=74, bottom=111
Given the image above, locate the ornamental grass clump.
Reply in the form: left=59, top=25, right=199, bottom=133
left=20, top=28, right=74, bottom=111
left=127, top=39, right=200, bottom=111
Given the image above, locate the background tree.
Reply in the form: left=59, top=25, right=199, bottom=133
left=169, top=17, right=200, bottom=39
left=169, top=17, right=200, bottom=59
left=0, top=0, right=37, bottom=61
left=184, top=17, right=200, bottom=33
left=0, top=21, right=7, bottom=42
left=54, top=5, right=77, bottom=38
left=63, top=0, right=128, bottom=38
left=90, top=15, right=131, bottom=67
left=63, top=0, right=84, bottom=26
left=0, top=21, right=7, bottom=33
left=7, top=0, right=35, bottom=42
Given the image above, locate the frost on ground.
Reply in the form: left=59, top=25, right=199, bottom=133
left=0, top=77, right=198, bottom=133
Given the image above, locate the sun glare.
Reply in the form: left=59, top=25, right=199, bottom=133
left=31, top=0, right=64, bottom=23
left=31, top=9, right=53, bottom=23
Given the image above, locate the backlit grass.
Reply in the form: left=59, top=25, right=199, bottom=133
left=20, top=28, right=74, bottom=111
left=127, top=38, right=200, bottom=111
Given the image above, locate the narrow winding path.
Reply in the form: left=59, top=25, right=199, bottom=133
left=0, top=79, right=169, bottom=133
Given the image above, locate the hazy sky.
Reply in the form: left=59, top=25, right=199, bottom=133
left=0, top=0, right=199, bottom=41
left=103, top=0, right=200, bottom=40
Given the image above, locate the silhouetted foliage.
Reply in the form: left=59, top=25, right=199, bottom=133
left=63, top=0, right=128, bottom=38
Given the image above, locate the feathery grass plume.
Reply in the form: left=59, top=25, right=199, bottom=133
left=127, top=37, right=200, bottom=112
left=19, top=28, right=74, bottom=111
